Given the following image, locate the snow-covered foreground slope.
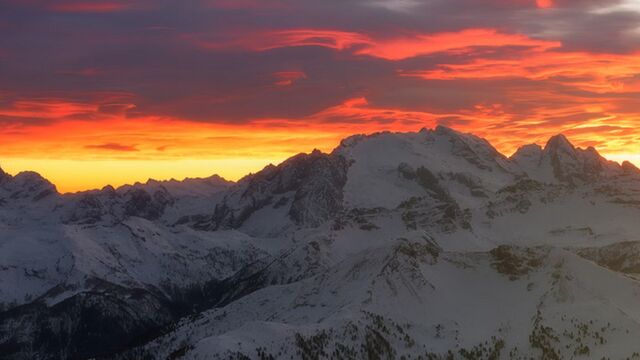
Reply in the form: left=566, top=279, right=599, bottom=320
left=126, top=243, right=640, bottom=359
left=3, top=126, right=640, bottom=359
left=0, top=172, right=276, bottom=359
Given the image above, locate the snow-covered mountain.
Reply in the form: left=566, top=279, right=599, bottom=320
left=3, top=126, right=640, bottom=359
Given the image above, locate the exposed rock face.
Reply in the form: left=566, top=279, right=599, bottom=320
left=287, top=151, right=350, bottom=226
left=62, top=175, right=232, bottom=225
left=63, top=187, right=118, bottom=224
left=194, top=149, right=350, bottom=231
left=397, top=163, right=471, bottom=232
left=512, top=133, right=625, bottom=185
left=577, top=241, right=640, bottom=274
left=0, top=166, right=8, bottom=183
left=545, top=134, right=589, bottom=184
left=434, top=125, right=515, bottom=173
left=61, top=186, right=175, bottom=224
left=511, top=143, right=543, bottom=170
left=123, top=188, right=174, bottom=220
left=0, top=171, right=57, bottom=202
left=622, top=160, right=640, bottom=174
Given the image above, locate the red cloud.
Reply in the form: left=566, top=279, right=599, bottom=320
left=188, top=28, right=561, bottom=60
left=401, top=50, right=640, bottom=93
left=0, top=92, right=136, bottom=124
left=356, top=29, right=560, bottom=60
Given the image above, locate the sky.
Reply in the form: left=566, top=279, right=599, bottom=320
left=1, top=0, right=640, bottom=192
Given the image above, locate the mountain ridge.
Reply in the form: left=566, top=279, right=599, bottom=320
left=2, top=126, right=635, bottom=195
left=4, top=126, right=640, bottom=359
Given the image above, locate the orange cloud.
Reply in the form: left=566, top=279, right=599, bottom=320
left=3, top=24, right=640, bottom=192
left=0, top=93, right=135, bottom=123
left=402, top=51, right=640, bottom=93
left=536, top=0, right=554, bottom=8
left=355, top=29, right=560, bottom=60
left=85, top=143, right=139, bottom=152
left=0, top=99, right=98, bottom=120
left=188, top=28, right=561, bottom=60
left=0, top=110, right=346, bottom=192
left=1, top=92, right=639, bottom=192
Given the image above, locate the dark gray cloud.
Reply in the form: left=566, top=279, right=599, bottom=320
left=0, top=0, right=639, bottom=129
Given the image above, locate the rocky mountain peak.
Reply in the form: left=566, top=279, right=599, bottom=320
left=510, top=133, right=623, bottom=184
left=433, top=124, right=458, bottom=136
left=511, top=143, right=543, bottom=162
left=188, top=149, right=349, bottom=234
left=0, top=166, right=9, bottom=183
left=622, top=160, right=640, bottom=174
left=543, top=133, right=576, bottom=156
left=431, top=125, right=516, bottom=175
left=101, top=184, right=117, bottom=193
left=5, top=171, right=58, bottom=201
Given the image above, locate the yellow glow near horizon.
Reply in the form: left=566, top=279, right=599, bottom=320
left=3, top=100, right=640, bottom=193
left=0, top=157, right=287, bottom=193
left=4, top=147, right=640, bottom=194
left=601, top=153, right=640, bottom=167
left=0, top=117, right=349, bottom=193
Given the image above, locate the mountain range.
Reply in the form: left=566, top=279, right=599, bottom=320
left=3, top=126, right=640, bottom=359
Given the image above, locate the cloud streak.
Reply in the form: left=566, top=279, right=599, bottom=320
left=85, top=143, right=139, bottom=151
left=187, top=28, right=561, bottom=60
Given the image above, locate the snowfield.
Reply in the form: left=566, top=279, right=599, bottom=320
left=3, top=126, right=640, bottom=359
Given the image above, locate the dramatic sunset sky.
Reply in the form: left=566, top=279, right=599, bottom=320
left=2, top=0, right=640, bottom=192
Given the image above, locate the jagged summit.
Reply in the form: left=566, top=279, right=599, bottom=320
left=191, top=147, right=349, bottom=234
left=0, top=170, right=58, bottom=202
left=544, top=136, right=622, bottom=184
left=544, top=133, right=575, bottom=154
left=511, top=143, right=542, bottom=159
left=513, top=133, right=581, bottom=163
left=0, top=166, right=8, bottom=182
left=622, top=160, right=640, bottom=174
left=505, top=132, right=628, bottom=184
left=0, top=127, right=630, bottom=235
left=0, top=127, right=635, bottom=198
left=118, top=173, right=233, bottom=198
left=434, top=124, right=461, bottom=136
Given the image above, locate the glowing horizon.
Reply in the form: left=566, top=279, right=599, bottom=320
left=2, top=124, right=638, bottom=193
left=2, top=0, right=640, bottom=192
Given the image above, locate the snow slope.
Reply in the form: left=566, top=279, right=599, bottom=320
left=130, top=244, right=640, bottom=359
